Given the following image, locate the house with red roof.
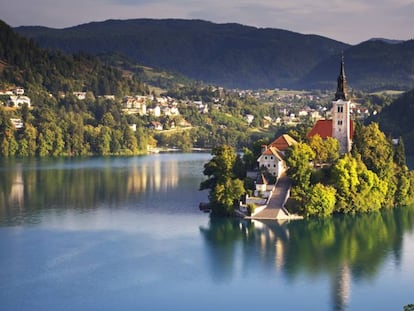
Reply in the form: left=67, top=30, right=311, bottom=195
left=268, top=134, right=298, bottom=155
left=257, top=146, right=286, bottom=179
left=256, top=133, right=298, bottom=180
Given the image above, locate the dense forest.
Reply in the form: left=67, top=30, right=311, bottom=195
left=0, top=20, right=292, bottom=157
left=0, top=20, right=151, bottom=156
left=370, top=89, right=414, bottom=154
left=15, top=18, right=348, bottom=89
left=285, top=122, right=414, bottom=217
left=15, top=19, right=414, bottom=91
left=0, top=20, right=148, bottom=96
left=300, top=39, right=414, bottom=91
left=2, top=18, right=414, bottom=159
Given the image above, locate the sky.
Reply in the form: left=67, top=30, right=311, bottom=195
left=1, top=0, right=413, bottom=44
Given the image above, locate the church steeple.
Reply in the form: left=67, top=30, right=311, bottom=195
left=334, top=53, right=348, bottom=101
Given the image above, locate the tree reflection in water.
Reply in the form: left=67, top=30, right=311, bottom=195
left=200, top=206, right=414, bottom=310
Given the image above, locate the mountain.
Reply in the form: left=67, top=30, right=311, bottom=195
left=370, top=89, right=414, bottom=154
left=0, top=20, right=146, bottom=95
left=368, top=38, right=404, bottom=44
left=15, top=19, right=349, bottom=89
left=0, top=20, right=147, bottom=96
left=299, top=40, right=414, bottom=91
left=12, top=19, right=414, bottom=91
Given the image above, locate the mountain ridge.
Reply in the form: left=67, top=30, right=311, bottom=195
left=15, top=18, right=349, bottom=89
left=13, top=18, right=414, bottom=91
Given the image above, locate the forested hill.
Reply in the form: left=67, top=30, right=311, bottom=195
left=298, top=39, right=414, bottom=91
left=370, top=89, right=414, bottom=154
left=0, top=20, right=147, bottom=96
left=15, top=19, right=349, bottom=89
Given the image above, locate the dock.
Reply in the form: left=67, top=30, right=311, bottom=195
left=248, top=174, right=303, bottom=220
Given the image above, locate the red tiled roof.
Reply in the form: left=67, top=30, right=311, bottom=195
left=308, top=120, right=333, bottom=139
left=261, top=146, right=284, bottom=161
left=269, top=134, right=298, bottom=151
left=307, top=119, right=354, bottom=139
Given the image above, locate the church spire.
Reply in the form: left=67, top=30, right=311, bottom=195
left=334, top=53, right=348, bottom=101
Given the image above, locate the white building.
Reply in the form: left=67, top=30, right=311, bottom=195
left=8, top=95, right=31, bottom=108
left=257, top=146, right=286, bottom=179
left=73, top=92, right=87, bottom=100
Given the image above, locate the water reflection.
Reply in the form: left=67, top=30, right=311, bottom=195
left=0, top=154, right=206, bottom=225
left=200, top=207, right=414, bottom=311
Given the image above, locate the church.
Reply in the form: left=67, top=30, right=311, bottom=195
left=308, top=56, right=353, bottom=154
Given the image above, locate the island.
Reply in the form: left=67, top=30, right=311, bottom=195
left=200, top=57, right=414, bottom=218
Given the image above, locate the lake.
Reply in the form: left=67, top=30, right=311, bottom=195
left=1, top=153, right=413, bottom=311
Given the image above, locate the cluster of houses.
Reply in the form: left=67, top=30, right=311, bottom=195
left=0, top=87, right=31, bottom=108
left=121, top=95, right=180, bottom=117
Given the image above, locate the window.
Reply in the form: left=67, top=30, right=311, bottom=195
left=267, top=164, right=270, bottom=168
left=273, top=164, right=276, bottom=167
left=270, top=156, right=273, bottom=160
left=264, top=156, right=267, bottom=160
left=337, top=106, right=343, bottom=113
left=338, top=120, right=343, bottom=126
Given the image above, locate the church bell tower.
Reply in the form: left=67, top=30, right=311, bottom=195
left=332, top=55, right=352, bottom=153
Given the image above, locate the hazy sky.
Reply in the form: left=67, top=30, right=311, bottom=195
left=1, top=0, right=413, bottom=44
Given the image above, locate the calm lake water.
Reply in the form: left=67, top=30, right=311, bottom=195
left=1, top=153, right=414, bottom=311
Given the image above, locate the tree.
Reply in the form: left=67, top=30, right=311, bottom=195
left=352, top=122, right=393, bottom=179
left=18, top=124, right=37, bottom=156
left=352, top=122, right=396, bottom=206
left=309, top=134, right=326, bottom=165
left=332, top=154, right=387, bottom=213
left=200, top=145, right=246, bottom=216
left=200, top=145, right=238, bottom=191
left=309, top=134, right=339, bottom=166
left=331, top=154, right=359, bottom=213
left=242, top=147, right=256, bottom=170
left=96, top=126, right=111, bottom=155
left=324, top=137, right=340, bottom=164
left=285, top=142, right=315, bottom=202
left=394, top=136, right=406, bottom=167
left=209, top=178, right=245, bottom=216
left=305, top=183, right=336, bottom=217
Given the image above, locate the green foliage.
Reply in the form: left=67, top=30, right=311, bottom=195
left=309, top=134, right=340, bottom=165
left=210, top=178, right=245, bottom=216
left=285, top=142, right=315, bottom=201
left=242, top=147, right=256, bottom=171
left=394, top=137, right=406, bottom=167
left=331, top=153, right=388, bottom=213
left=0, top=20, right=147, bottom=97
left=246, top=203, right=256, bottom=216
left=305, top=183, right=336, bottom=217
left=303, top=40, right=414, bottom=91
left=200, top=145, right=246, bottom=216
left=404, top=304, right=414, bottom=311
left=352, top=122, right=398, bottom=206
left=371, top=89, right=414, bottom=155
left=15, top=19, right=348, bottom=90
left=286, top=121, right=414, bottom=216
left=331, top=154, right=360, bottom=213
left=352, top=122, right=394, bottom=178
left=200, top=145, right=238, bottom=191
